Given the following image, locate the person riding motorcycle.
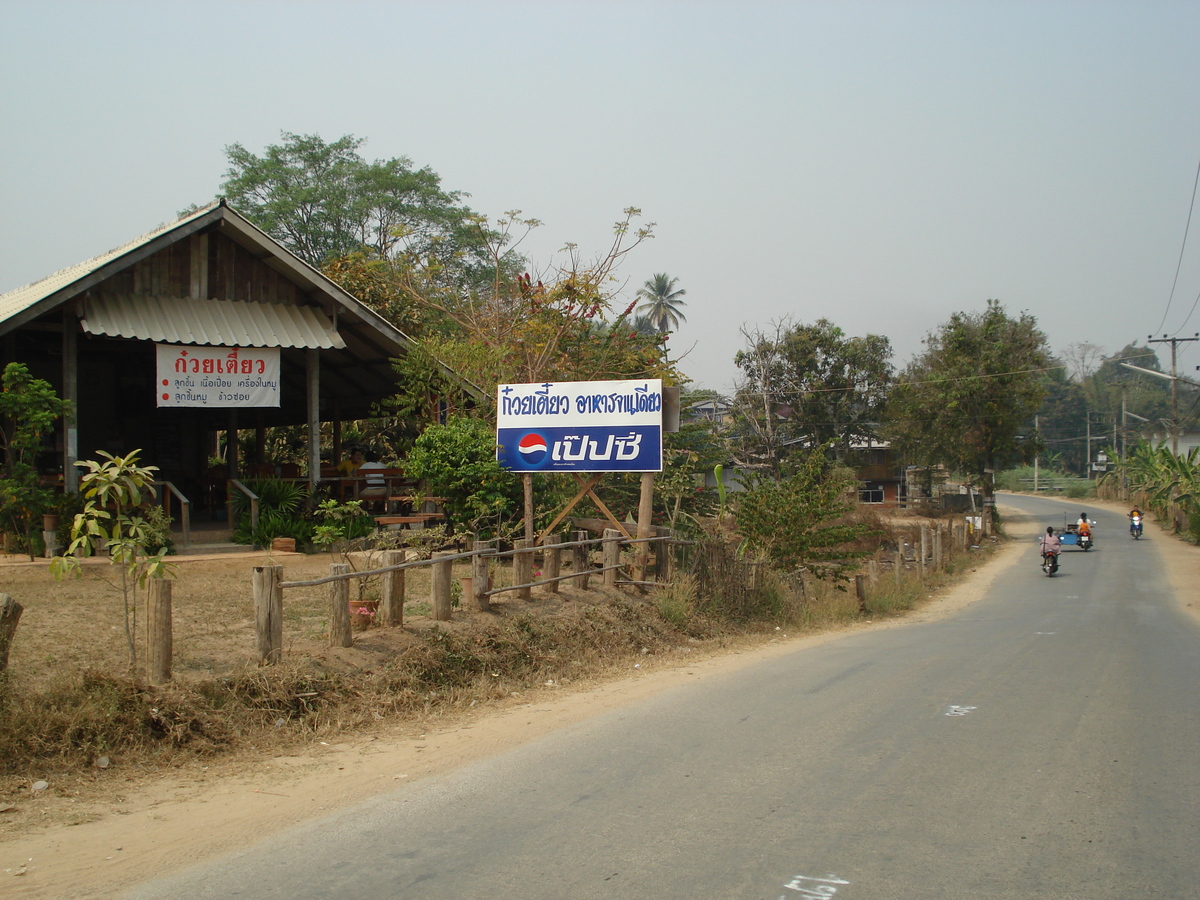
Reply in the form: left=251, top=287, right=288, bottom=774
left=1128, top=506, right=1144, bottom=538
left=1077, top=513, right=1093, bottom=549
left=1040, top=526, right=1062, bottom=573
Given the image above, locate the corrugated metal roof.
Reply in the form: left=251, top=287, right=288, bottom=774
left=81, top=295, right=346, bottom=349
left=0, top=202, right=220, bottom=324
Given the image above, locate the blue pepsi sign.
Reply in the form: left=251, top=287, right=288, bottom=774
left=496, top=380, right=663, bottom=473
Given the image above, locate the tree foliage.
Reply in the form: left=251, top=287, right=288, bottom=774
left=0, top=363, right=72, bottom=559
left=218, top=132, right=489, bottom=272
left=404, top=418, right=520, bottom=535
left=734, top=444, right=873, bottom=578
left=731, top=318, right=892, bottom=472
left=635, top=273, right=687, bottom=333
left=887, top=300, right=1050, bottom=497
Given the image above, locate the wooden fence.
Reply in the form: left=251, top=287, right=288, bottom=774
left=252, top=530, right=673, bottom=664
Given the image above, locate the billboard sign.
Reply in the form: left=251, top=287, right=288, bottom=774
left=156, top=344, right=281, bottom=408
left=496, top=379, right=663, bottom=472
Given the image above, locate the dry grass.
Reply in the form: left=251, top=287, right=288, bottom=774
left=0, top=527, right=1002, bottom=816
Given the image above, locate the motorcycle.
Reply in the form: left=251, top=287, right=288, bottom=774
left=1078, top=530, right=1093, bottom=551
left=1041, top=550, right=1059, bottom=576
left=1130, top=515, right=1143, bottom=540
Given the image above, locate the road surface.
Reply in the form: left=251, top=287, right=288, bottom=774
left=127, top=494, right=1200, bottom=899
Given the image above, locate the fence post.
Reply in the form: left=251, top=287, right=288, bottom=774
left=380, top=549, right=405, bottom=626
left=867, top=558, right=878, bottom=585
left=920, top=525, right=930, bottom=575
left=329, top=563, right=352, bottom=648
left=431, top=552, right=453, bottom=620
left=572, top=530, right=591, bottom=589
left=0, top=594, right=24, bottom=672
left=602, top=528, right=621, bottom=587
left=543, top=532, right=561, bottom=594
left=933, top=527, right=943, bottom=570
left=895, top=546, right=902, bottom=586
left=472, top=540, right=491, bottom=611
left=253, top=564, right=283, bottom=665
left=516, top=539, right=534, bottom=600
left=147, top=578, right=172, bottom=684
left=855, top=573, right=868, bottom=614
left=661, top=538, right=675, bottom=584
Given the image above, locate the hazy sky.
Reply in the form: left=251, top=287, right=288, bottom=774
left=3, top=0, right=1199, bottom=392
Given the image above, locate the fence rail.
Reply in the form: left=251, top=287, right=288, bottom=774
left=255, top=530, right=675, bottom=664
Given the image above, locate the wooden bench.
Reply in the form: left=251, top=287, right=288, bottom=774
left=374, top=513, right=445, bottom=529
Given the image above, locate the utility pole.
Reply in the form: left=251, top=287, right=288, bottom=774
left=1147, top=333, right=1199, bottom=455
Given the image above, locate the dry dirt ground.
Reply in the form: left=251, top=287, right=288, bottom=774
left=2, top=499, right=1197, bottom=898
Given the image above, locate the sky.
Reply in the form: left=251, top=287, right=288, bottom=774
left=3, top=0, right=1200, bottom=394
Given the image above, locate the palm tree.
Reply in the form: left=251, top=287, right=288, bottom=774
left=635, top=273, right=687, bottom=333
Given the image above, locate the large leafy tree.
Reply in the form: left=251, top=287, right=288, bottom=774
left=887, top=299, right=1051, bottom=504
left=635, top=273, right=687, bottom=333
left=217, top=132, right=489, bottom=275
left=731, top=318, right=892, bottom=471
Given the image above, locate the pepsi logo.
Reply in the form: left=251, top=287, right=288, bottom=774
left=517, top=433, right=549, bottom=465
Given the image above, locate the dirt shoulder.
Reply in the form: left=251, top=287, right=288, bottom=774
left=4, top=504, right=1193, bottom=898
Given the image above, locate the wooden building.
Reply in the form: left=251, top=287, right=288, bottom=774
left=0, top=200, right=446, bottom=505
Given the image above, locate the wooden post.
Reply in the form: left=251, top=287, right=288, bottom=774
left=431, top=552, right=453, bottom=621
left=0, top=594, right=23, bottom=672
left=515, top=539, right=534, bottom=601
left=867, top=558, right=878, bottom=585
left=895, top=547, right=903, bottom=586
left=472, top=540, right=491, bottom=611
left=379, top=549, right=405, bottom=626
left=543, top=532, right=561, bottom=594
left=252, top=565, right=283, bottom=665
left=661, top=538, right=674, bottom=584
left=523, top=474, right=535, bottom=544
left=920, top=526, right=930, bottom=575
left=306, top=348, right=321, bottom=499
left=933, top=527, right=943, bottom=571
left=146, top=578, right=172, bottom=684
left=602, top=528, right=621, bottom=587
left=328, top=563, right=352, bottom=648
left=634, top=472, right=655, bottom=581
left=572, top=530, right=591, bottom=589
left=855, top=573, right=868, bottom=614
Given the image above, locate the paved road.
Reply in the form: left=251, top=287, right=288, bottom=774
left=127, top=495, right=1200, bottom=900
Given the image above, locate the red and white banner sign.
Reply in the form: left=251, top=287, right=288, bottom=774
left=156, top=345, right=281, bottom=408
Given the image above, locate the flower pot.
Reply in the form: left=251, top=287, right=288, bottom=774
left=42, top=514, right=60, bottom=532
left=349, top=599, right=379, bottom=629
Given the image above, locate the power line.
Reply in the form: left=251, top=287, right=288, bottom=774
left=1155, top=148, right=1200, bottom=334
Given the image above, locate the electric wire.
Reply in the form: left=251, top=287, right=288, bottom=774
left=1155, top=148, right=1200, bottom=334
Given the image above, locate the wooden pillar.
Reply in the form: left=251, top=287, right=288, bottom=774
left=895, top=546, right=903, bottom=586
left=920, top=525, right=930, bottom=575
left=933, top=527, right=943, bottom=571
left=867, top=558, right=878, bottom=585
left=254, top=419, right=266, bottom=466
left=472, top=540, right=491, bottom=611
left=332, top=404, right=342, bottom=470
left=62, top=308, right=79, bottom=492
left=226, top=409, right=240, bottom=479
left=572, top=530, right=590, bottom=589
left=146, top=578, right=172, bottom=684
left=543, top=532, right=561, bottom=594
left=253, top=565, right=283, bottom=664
left=431, top=552, right=452, bottom=620
left=523, top=474, right=535, bottom=544
left=328, top=563, right=352, bottom=648
left=634, top=472, right=655, bottom=581
left=515, top=539, right=534, bottom=600
left=855, top=574, right=868, bottom=614
left=307, top=348, right=321, bottom=496
left=0, top=594, right=23, bottom=672
left=379, top=549, right=405, bottom=626
left=602, top=528, right=621, bottom=587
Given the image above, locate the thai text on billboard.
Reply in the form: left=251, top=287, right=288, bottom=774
left=496, top=379, right=663, bottom=473
left=156, top=344, right=281, bottom=408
